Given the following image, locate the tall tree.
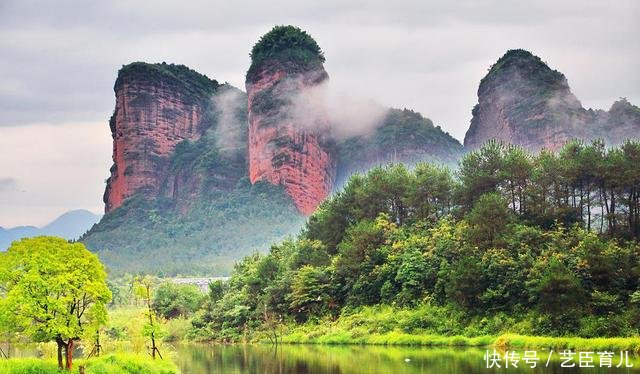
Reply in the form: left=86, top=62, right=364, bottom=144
left=0, top=237, right=111, bottom=370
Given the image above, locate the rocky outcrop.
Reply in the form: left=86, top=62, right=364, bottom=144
left=246, top=26, right=336, bottom=215
left=104, top=62, right=218, bottom=212
left=464, top=49, right=639, bottom=151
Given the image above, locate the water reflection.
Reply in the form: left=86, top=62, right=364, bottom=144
left=174, top=344, right=640, bottom=374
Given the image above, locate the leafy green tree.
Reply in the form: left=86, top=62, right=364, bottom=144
left=289, top=266, right=330, bottom=320
left=457, top=140, right=504, bottom=210
left=501, top=145, right=532, bottom=214
left=0, top=237, right=111, bottom=370
left=208, top=280, right=225, bottom=303
left=445, top=254, right=484, bottom=311
left=134, top=277, right=165, bottom=359
left=394, top=247, right=429, bottom=306
left=409, top=163, right=456, bottom=223
left=465, top=192, right=512, bottom=248
left=530, top=257, right=585, bottom=333
left=152, top=283, right=205, bottom=319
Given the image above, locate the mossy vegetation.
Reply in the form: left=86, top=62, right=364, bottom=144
left=116, top=62, right=219, bottom=99
left=247, top=25, right=325, bottom=81
left=82, top=178, right=303, bottom=276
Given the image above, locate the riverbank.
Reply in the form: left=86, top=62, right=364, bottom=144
left=0, top=354, right=179, bottom=374
left=278, top=331, right=640, bottom=352
left=261, top=305, right=640, bottom=353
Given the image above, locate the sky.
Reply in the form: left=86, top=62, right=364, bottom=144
left=0, top=0, right=638, bottom=227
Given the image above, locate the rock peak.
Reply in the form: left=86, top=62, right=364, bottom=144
left=465, top=49, right=639, bottom=151
left=103, top=62, right=219, bottom=212
left=479, top=49, right=568, bottom=97
left=247, top=25, right=325, bottom=82
left=245, top=26, right=335, bottom=215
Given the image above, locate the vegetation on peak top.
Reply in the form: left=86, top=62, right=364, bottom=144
left=610, top=97, right=640, bottom=114
left=115, top=61, right=219, bottom=97
left=247, top=25, right=325, bottom=81
left=481, top=49, right=566, bottom=92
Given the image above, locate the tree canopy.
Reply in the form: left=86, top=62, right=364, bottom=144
left=0, top=236, right=111, bottom=370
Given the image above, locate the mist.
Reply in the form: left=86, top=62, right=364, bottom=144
left=211, top=86, right=247, bottom=155
left=287, top=78, right=389, bottom=140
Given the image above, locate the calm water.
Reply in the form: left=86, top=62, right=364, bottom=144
left=173, top=344, right=640, bottom=374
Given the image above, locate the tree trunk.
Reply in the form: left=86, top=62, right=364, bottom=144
left=56, top=339, right=64, bottom=370
left=65, top=339, right=74, bottom=370
left=151, top=333, right=157, bottom=359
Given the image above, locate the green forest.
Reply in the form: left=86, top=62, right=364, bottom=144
left=189, top=140, right=640, bottom=343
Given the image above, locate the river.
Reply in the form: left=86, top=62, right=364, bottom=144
left=173, top=344, right=640, bottom=374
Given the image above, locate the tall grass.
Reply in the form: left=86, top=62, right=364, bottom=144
left=0, top=354, right=179, bottom=374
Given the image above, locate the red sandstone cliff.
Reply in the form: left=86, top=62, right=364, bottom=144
left=104, top=63, right=218, bottom=212
left=245, top=27, right=336, bottom=215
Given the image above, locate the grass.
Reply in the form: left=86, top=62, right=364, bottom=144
left=494, top=334, right=640, bottom=352
left=279, top=330, right=640, bottom=352
left=0, top=354, right=179, bottom=374
left=271, top=305, right=640, bottom=352
left=0, top=358, right=59, bottom=374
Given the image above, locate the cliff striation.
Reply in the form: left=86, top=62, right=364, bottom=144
left=246, top=26, right=336, bottom=214
left=104, top=62, right=218, bottom=212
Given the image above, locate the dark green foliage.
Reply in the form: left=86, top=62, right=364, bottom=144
left=193, top=141, right=640, bottom=341
left=336, top=108, right=463, bottom=186
left=152, top=283, right=205, bottom=319
left=247, top=25, right=325, bottom=81
left=116, top=62, right=219, bottom=99
left=464, top=192, right=512, bottom=248
left=481, top=49, right=567, bottom=99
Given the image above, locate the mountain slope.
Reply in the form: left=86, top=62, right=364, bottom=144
left=337, top=108, right=462, bottom=186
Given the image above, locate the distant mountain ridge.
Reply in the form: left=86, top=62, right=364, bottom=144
left=0, top=209, right=101, bottom=250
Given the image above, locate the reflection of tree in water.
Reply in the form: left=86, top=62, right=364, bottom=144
left=172, top=345, right=519, bottom=374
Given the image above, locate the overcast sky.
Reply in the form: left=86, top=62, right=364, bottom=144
left=0, top=0, right=638, bottom=227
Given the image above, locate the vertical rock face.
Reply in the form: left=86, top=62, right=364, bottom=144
left=246, top=26, right=336, bottom=215
left=464, top=49, right=640, bottom=151
left=104, top=63, right=218, bottom=212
